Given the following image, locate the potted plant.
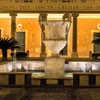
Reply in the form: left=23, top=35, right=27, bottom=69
left=0, top=37, right=18, bottom=60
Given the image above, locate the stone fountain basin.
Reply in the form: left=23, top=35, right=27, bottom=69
left=43, top=40, right=66, bottom=54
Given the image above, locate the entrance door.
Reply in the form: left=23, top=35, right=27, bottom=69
left=93, top=32, right=100, bottom=53
left=16, top=32, right=25, bottom=52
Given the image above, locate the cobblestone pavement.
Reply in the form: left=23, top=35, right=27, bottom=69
left=21, top=86, right=76, bottom=100
left=0, top=88, right=25, bottom=100
left=0, top=87, right=100, bottom=100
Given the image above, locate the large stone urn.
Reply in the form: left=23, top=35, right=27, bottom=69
left=39, top=20, right=71, bottom=77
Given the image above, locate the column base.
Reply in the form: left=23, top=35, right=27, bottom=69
left=40, top=52, right=47, bottom=57
left=71, top=52, right=78, bottom=58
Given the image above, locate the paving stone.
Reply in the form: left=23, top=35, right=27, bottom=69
left=0, top=87, right=100, bottom=100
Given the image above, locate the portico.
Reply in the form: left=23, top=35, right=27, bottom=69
left=0, top=1, right=100, bottom=99
left=0, top=0, right=99, bottom=58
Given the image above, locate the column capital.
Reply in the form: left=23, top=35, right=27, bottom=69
left=71, top=12, right=79, bottom=17
left=38, top=13, right=48, bottom=21
left=9, top=12, right=17, bottom=16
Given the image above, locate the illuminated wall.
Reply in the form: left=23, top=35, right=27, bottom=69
left=16, top=18, right=41, bottom=57
left=77, top=18, right=100, bottom=58
left=0, top=18, right=11, bottom=57
left=0, top=17, right=100, bottom=58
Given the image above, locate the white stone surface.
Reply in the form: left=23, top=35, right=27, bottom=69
left=41, top=21, right=70, bottom=40
left=40, top=20, right=70, bottom=56
left=0, top=61, right=100, bottom=72
left=5, top=61, right=44, bottom=72
left=43, top=40, right=66, bottom=54
left=44, top=57, right=65, bottom=77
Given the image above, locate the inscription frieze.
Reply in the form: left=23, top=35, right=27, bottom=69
left=0, top=0, right=100, bottom=12
left=1, top=0, right=99, bottom=3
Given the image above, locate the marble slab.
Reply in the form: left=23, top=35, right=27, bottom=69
left=44, top=57, right=65, bottom=78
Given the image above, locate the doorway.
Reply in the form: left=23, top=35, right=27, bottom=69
left=93, top=32, right=100, bottom=53
left=16, top=31, right=25, bottom=52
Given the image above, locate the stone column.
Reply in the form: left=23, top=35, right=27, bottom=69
left=60, top=13, right=71, bottom=56
left=39, top=13, right=47, bottom=57
left=71, top=13, right=79, bottom=58
left=9, top=12, right=17, bottom=38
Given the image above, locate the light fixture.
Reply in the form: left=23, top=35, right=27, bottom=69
left=17, top=24, right=22, bottom=30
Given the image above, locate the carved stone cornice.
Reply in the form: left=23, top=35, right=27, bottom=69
left=0, top=0, right=100, bottom=13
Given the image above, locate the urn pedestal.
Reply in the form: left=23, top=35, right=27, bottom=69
left=39, top=20, right=71, bottom=77
left=45, top=57, right=65, bottom=77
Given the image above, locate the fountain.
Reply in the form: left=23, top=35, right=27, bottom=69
left=39, top=16, right=71, bottom=77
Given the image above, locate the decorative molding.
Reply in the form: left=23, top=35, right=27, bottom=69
left=0, top=0, right=100, bottom=12
left=9, top=12, right=17, bottom=16
left=71, top=13, right=79, bottom=17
